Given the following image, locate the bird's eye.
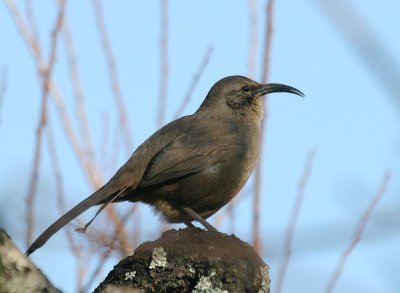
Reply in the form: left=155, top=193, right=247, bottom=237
left=242, top=86, right=250, bottom=93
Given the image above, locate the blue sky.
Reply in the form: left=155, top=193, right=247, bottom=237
left=1, top=1, right=399, bottom=292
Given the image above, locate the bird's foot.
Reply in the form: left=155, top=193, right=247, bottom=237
left=182, top=207, right=218, bottom=232
left=75, top=226, right=87, bottom=234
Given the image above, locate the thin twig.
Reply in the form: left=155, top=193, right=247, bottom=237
left=0, top=66, right=7, bottom=124
left=24, top=0, right=39, bottom=42
left=174, top=46, right=213, bottom=119
left=63, top=23, right=96, bottom=163
left=109, top=122, right=123, bottom=171
left=158, top=0, right=169, bottom=126
left=100, top=112, right=110, bottom=170
left=48, top=123, right=86, bottom=293
left=46, top=121, right=83, bottom=269
left=48, top=82, right=103, bottom=188
left=214, top=192, right=240, bottom=230
left=5, top=0, right=41, bottom=63
left=261, top=0, right=274, bottom=84
left=49, top=81, right=130, bottom=251
left=325, top=171, right=391, bottom=293
left=247, top=0, right=259, bottom=79
left=7, top=0, right=128, bottom=255
left=25, top=0, right=66, bottom=247
left=4, top=1, right=102, bottom=188
left=315, top=0, right=400, bottom=107
left=276, top=150, right=316, bottom=293
left=82, top=205, right=138, bottom=292
left=92, top=0, right=133, bottom=153
left=253, top=0, right=274, bottom=254
left=214, top=185, right=254, bottom=229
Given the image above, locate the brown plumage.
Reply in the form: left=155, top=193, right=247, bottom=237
left=26, top=75, right=303, bottom=255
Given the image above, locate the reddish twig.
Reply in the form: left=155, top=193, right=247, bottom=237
left=261, top=0, right=274, bottom=84
left=315, top=0, right=400, bottom=106
left=52, top=18, right=130, bottom=249
left=214, top=197, right=238, bottom=231
left=7, top=0, right=127, bottom=255
left=100, top=112, right=110, bottom=170
left=24, top=0, right=39, bottom=42
left=63, top=23, right=96, bottom=163
left=253, top=0, right=274, bottom=254
left=214, top=185, right=254, bottom=230
left=64, top=2, right=132, bottom=249
left=158, top=0, right=169, bottom=126
left=82, top=205, right=138, bottom=292
left=4, top=0, right=102, bottom=238
left=25, top=0, right=66, bottom=247
left=325, top=171, right=391, bottom=293
left=247, top=0, right=259, bottom=79
left=8, top=2, right=132, bottom=288
left=276, top=150, right=317, bottom=293
left=48, top=82, right=104, bottom=188
left=0, top=66, right=7, bottom=124
left=92, top=0, right=133, bottom=154
left=5, top=0, right=41, bottom=63
left=174, top=46, right=213, bottom=119
left=5, top=1, right=104, bottom=188
left=226, top=201, right=236, bottom=234
left=46, top=121, right=84, bottom=285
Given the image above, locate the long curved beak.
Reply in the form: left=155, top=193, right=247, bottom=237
left=256, top=83, right=305, bottom=97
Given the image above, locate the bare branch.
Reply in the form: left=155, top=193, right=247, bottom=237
left=63, top=23, right=96, bottom=163
left=99, top=112, right=110, bottom=170
left=7, top=1, right=133, bottom=286
left=174, top=46, right=213, bottom=119
left=5, top=1, right=90, bottom=183
left=92, top=0, right=133, bottom=153
left=7, top=2, right=104, bottom=189
left=82, top=205, right=138, bottom=292
left=276, top=150, right=316, bottom=293
left=5, top=0, right=42, bottom=63
left=0, top=66, right=7, bottom=124
left=6, top=0, right=129, bottom=252
left=24, top=0, right=39, bottom=42
left=46, top=121, right=83, bottom=259
left=47, top=123, right=86, bottom=292
left=49, top=80, right=130, bottom=255
left=260, top=0, right=274, bottom=85
left=325, top=171, right=391, bottom=293
left=213, top=185, right=254, bottom=230
left=48, top=82, right=104, bottom=187
left=253, top=0, right=274, bottom=254
left=315, top=0, right=400, bottom=108
left=158, top=0, right=169, bottom=126
left=25, top=0, right=66, bottom=247
left=247, top=0, right=259, bottom=79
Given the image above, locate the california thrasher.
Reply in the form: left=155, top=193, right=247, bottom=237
left=26, top=75, right=303, bottom=255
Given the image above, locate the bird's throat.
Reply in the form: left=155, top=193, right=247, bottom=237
left=251, top=98, right=264, bottom=119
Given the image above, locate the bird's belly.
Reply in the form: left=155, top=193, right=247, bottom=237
left=137, top=126, right=260, bottom=223
left=139, top=157, right=256, bottom=223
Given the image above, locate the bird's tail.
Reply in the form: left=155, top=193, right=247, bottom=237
left=26, top=186, right=123, bottom=256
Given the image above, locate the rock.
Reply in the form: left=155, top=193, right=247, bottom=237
left=95, top=228, right=270, bottom=293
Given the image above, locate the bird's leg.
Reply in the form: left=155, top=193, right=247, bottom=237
left=182, top=207, right=218, bottom=232
left=76, top=188, right=126, bottom=233
left=184, top=221, right=196, bottom=228
left=75, top=202, right=108, bottom=233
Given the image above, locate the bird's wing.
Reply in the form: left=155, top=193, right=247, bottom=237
left=25, top=116, right=193, bottom=255
left=107, top=115, right=196, bottom=190
left=138, top=118, right=229, bottom=188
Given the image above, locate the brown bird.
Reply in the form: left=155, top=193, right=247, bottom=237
left=26, top=75, right=303, bottom=255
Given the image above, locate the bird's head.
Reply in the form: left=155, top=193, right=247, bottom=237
left=199, top=75, right=304, bottom=119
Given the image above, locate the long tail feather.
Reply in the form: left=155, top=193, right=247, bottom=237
left=26, top=187, right=121, bottom=255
